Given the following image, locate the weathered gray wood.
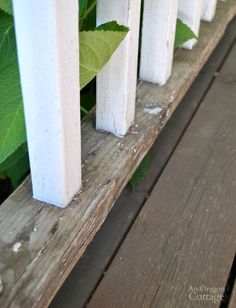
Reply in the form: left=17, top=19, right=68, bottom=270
left=51, top=17, right=236, bottom=308
left=50, top=188, right=146, bottom=308
left=135, top=17, right=236, bottom=195
left=88, top=43, right=236, bottom=308
left=0, top=1, right=235, bottom=307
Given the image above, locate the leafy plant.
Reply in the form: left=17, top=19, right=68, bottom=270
left=80, top=22, right=129, bottom=89
left=79, top=0, right=96, bottom=31
left=130, top=155, right=150, bottom=188
left=0, top=0, right=128, bottom=188
left=0, top=0, right=197, bottom=193
left=175, top=19, right=197, bottom=48
left=0, top=0, right=12, bottom=15
left=0, top=9, right=26, bottom=184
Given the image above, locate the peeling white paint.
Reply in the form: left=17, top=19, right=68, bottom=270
left=13, top=242, right=22, bottom=253
left=144, top=106, right=163, bottom=115
left=117, top=143, right=125, bottom=151
left=169, top=95, right=175, bottom=102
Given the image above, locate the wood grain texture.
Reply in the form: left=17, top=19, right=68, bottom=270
left=51, top=19, right=236, bottom=307
left=50, top=188, right=147, bottom=308
left=88, top=40, right=236, bottom=308
left=0, top=1, right=235, bottom=307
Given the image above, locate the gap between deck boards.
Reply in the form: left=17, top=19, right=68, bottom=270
left=50, top=17, right=236, bottom=308
left=0, top=2, right=236, bottom=307
left=87, top=37, right=236, bottom=308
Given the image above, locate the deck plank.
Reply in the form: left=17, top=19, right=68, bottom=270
left=0, top=1, right=235, bottom=307
left=88, top=43, right=236, bottom=307
left=50, top=18, right=236, bottom=308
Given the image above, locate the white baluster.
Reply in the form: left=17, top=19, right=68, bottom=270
left=13, top=0, right=81, bottom=207
left=178, top=0, right=204, bottom=49
left=96, top=0, right=142, bottom=136
left=202, top=0, right=217, bottom=22
left=140, top=0, right=178, bottom=86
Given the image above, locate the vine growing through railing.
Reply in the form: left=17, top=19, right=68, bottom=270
left=0, top=0, right=196, bottom=198
left=0, top=0, right=128, bottom=191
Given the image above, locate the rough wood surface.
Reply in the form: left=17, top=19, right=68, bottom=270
left=51, top=18, right=236, bottom=308
left=88, top=40, right=236, bottom=308
left=0, top=1, right=235, bottom=307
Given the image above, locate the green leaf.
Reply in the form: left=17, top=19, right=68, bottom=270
left=0, top=141, right=29, bottom=190
left=79, top=0, right=96, bottom=31
left=81, top=93, right=96, bottom=116
left=0, top=0, right=13, bottom=15
left=0, top=11, right=16, bottom=70
left=0, top=142, right=27, bottom=172
left=0, top=171, right=7, bottom=179
left=5, top=150, right=29, bottom=188
left=97, top=21, right=128, bottom=32
left=80, top=21, right=128, bottom=89
left=79, top=0, right=88, bottom=18
left=175, top=18, right=197, bottom=49
left=0, top=9, right=128, bottom=165
left=130, top=155, right=150, bottom=188
left=0, top=62, right=26, bottom=164
left=0, top=11, right=27, bottom=164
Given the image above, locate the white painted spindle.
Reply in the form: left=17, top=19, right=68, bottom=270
left=201, top=0, right=217, bottom=22
left=13, top=0, right=81, bottom=207
left=178, top=0, right=204, bottom=49
left=96, top=0, right=142, bottom=136
left=140, top=0, right=178, bottom=86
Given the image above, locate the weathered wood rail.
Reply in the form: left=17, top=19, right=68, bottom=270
left=50, top=18, right=236, bottom=307
left=11, top=0, right=219, bottom=207
left=0, top=0, right=236, bottom=307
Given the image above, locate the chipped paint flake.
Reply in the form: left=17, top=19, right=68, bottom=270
left=13, top=242, right=22, bottom=253
left=144, top=106, right=163, bottom=115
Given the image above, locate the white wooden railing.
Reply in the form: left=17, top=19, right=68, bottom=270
left=12, top=0, right=218, bottom=208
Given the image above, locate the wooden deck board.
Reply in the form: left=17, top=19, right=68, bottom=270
left=0, top=1, right=235, bottom=307
left=50, top=17, right=236, bottom=308
left=88, top=43, right=236, bottom=308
